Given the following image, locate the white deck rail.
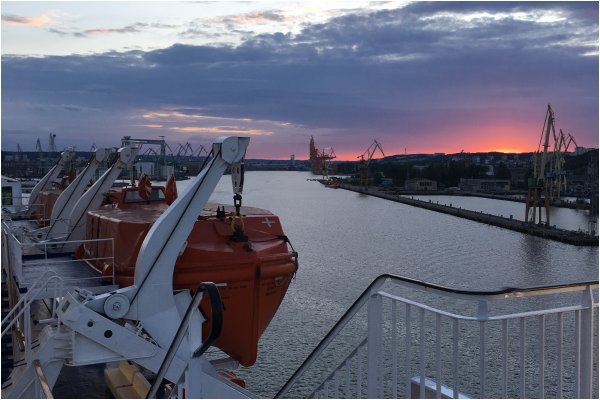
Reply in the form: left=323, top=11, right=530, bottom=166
left=1, top=219, right=118, bottom=379
left=1, top=220, right=116, bottom=286
left=277, top=274, right=598, bottom=399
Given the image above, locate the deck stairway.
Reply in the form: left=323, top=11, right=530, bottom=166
left=1, top=219, right=118, bottom=394
left=277, top=274, right=599, bottom=399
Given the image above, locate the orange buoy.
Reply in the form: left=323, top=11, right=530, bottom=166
left=165, top=175, right=178, bottom=205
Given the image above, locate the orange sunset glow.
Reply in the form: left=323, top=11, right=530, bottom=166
left=2, top=2, right=597, bottom=157
left=325, top=118, right=545, bottom=161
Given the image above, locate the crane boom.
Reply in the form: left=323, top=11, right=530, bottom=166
left=196, top=145, right=208, bottom=157
left=537, top=104, right=555, bottom=180
left=358, top=139, right=385, bottom=164
left=357, top=139, right=385, bottom=188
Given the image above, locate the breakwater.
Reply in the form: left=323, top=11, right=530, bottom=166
left=371, top=189, right=590, bottom=210
left=335, top=183, right=598, bottom=247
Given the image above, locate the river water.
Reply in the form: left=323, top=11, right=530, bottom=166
left=197, top=171, right=598, bottom=397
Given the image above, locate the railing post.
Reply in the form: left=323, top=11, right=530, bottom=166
left=579, top=286, right=594, bottom=398
left=111, top=239, right=116, bottom=285
left=367, top=293, right=383, bottom=398
left=24, top=301, right=31, bottom=364
left=477, top=300, right=488, bottom=398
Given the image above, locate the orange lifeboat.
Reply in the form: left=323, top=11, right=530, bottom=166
left=32, top=170, right=77, bottom=225
left=33, top=188, right=62, bottom=226
left=78, top=183, right=298, bottom=367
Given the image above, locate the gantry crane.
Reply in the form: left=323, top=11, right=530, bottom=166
left=525, top=105, right=554, bottom=225
left=121, top=136, right=174, bottom=179
left=357, top=139, right=385, bottom=188
left=309, top=136, right=336, bottom=178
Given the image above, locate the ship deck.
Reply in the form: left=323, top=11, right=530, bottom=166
left=3, top=219, right=118, bottom=299
left=18, top=254, right=116, bottom=298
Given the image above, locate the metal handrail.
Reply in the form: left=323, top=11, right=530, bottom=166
left=308, top=337, right=368, bottom=398
left=276, top=273, right=599, bottom=398
left=7, top=229, right=116, bottom=285
left=1, top=270, right=63, bottom=337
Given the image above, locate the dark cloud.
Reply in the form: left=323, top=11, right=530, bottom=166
left=2, top=2, right=598, bottom=154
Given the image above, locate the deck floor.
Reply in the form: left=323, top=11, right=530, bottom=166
left=18, top=255, right=117, bottom=298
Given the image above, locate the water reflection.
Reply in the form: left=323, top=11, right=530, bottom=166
left=195, top=171, right=598, bottom=397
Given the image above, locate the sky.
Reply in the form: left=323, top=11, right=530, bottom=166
left=1, top=1, right=598, bottom=160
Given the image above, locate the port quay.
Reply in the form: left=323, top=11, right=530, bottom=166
left=332, top=182, right=598, bottom=247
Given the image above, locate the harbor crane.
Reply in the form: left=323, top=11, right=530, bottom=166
left=196, top=144, right=208, bottom=157
left=121, top=136, right=174, bottom=179
left=49, top=133, right=57, bottom=153
left=549, top=130, right=577, bottom=199
left=143, top=148, right=159, bottom=156
left=175, top=143, right=193, bottom=157
left=309, top=136, right=336, bottom=179
left=525, top=105, right=554, bottom=225
left=357, top=139, right=385, bottom=188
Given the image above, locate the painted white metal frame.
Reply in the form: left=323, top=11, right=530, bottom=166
left=2, top=136, right=253, bottom=399
left=277, top=274, right=598, bottom=399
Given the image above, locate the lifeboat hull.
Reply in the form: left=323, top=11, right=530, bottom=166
left=79, top=203, right=297, bottom=366
left=33, top=189, right=61, bottom=226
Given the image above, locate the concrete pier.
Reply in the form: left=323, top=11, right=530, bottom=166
left=334, top=183, right=598, bottom=247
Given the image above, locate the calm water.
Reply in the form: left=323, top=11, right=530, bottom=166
left=197, top=171, right=599, bottom=397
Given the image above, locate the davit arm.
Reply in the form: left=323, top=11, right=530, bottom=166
left=65, top=145, right=139, bottom=243
left=51, top=137, right=251, bottom=400
left=27, top=149, right=75, bottom=217
left=65, top=137, right=249, bottom=387
left=128, top=136, right=249, bottom=348
left=45, top=148, right=112, bottom=240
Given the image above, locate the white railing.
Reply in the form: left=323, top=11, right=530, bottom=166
left=1, top=270, right=64, bottom=365
left=277, top=274, right=598, bottom=399
left=1, top=220, right=116, bottom=285
left=1, top=219, right=117, bottom=370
